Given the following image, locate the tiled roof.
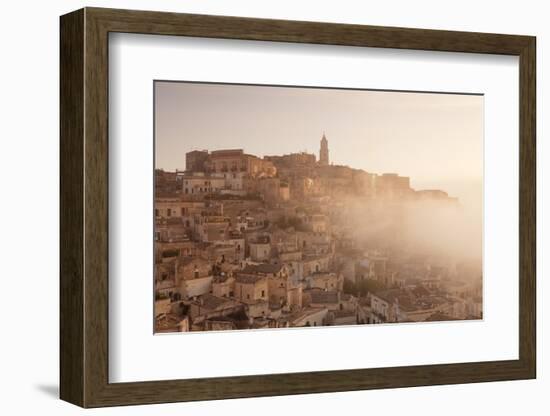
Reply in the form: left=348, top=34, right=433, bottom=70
left=412, top=286, right=431, bottom=297
left=332, top=310, right=356, bottom=318
left=196, top=294, right=237, bottom=310
left=374, top=289, right=405, bottom=304
left=235, top=274, right=264, bottom=284
left=241, top=263, right=283, bottom=275
left=310, top=291, right=339, bottom=304
left=287, top=307, right=326, bottom=323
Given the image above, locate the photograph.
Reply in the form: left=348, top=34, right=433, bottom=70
left=153, top=81, right=483, bottom=333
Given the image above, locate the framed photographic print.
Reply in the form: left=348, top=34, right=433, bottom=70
left=60, top=7, right=536, bottom=408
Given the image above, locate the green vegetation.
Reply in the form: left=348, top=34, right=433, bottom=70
left=343, top=278, right=387, bottom=296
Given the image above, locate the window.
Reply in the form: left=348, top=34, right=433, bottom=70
left=167, top=208, right=171, bottom=217
left=247, top=294, right=250, bottom=299
left=155, top=209, right=159, bottom=217
left=181, top=207, right=186, bottom=216
left=261, top=290, right=265, bottom=297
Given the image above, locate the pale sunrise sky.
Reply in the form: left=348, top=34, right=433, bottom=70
left=155, top=81, right=483, bottom=203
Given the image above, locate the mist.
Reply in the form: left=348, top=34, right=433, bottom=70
left=338, top=183, right=482, bottom=270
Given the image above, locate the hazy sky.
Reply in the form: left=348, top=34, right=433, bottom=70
left=155, top=81, right=483, bottom=202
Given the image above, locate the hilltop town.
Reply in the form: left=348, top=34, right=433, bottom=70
left=154, top=134, right=482, bottom=332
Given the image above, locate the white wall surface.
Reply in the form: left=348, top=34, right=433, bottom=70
left=0, top=0, right=546, bottom=414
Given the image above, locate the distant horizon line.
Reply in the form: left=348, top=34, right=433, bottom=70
left=154, top=146, right=481, bottom=184
left=154, top=146, right=466, bottom=198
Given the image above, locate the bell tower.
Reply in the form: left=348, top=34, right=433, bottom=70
left=319, top=132, right=329, bottom=166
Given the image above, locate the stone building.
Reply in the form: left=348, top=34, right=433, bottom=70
left=155, top=169, right=180, bottom=195
left=233, top=275, right=269, bottom=304
left=154, top=138, right=476, bottom=333
left=176, top=256, right=211, bottom=282
left=182, top=172, right=225, bottom=196
left=203, top=149, right=277, bottom=178
left=374, top=173, right=412, bottom=199
left=189, top=294, right=243, bottom=322
left=249, top=236, right=271, bottom=262
left=195, top=216, right=230, bottom=243
left=255, top=177, right=283, bottom=205
left=307, top=272, right=343, bottom=292
left=288, top=307, right=328, bottom=327
left=265, top=152, right=316, bottom=167
left=212, top=275, right=235, bottom=298
left=185, top=150, right=209, bottom=172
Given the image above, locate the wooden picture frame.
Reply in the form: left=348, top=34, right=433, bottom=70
left=60, top=7, right=536, bottom=408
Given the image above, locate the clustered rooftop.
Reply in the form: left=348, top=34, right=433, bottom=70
left=154, top=134, right=480, bottom=333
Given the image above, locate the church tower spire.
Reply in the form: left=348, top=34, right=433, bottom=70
left=319, top=132, right=329, bottom=166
